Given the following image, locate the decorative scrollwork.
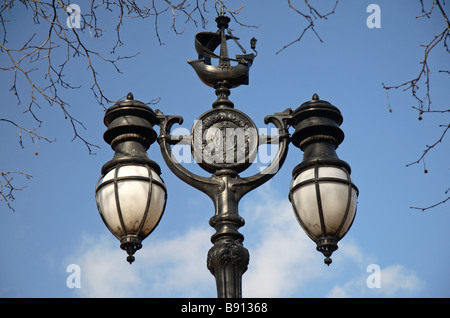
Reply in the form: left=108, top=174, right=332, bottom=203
left=207, top=238, right=250, bottom=276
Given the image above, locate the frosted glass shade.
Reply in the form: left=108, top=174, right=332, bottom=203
left=95, top=164, right=167, bottom=241
left=290, top=165, right=358, bottom=245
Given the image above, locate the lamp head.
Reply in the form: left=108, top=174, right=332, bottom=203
left=289, top=94, right=358, bottom=265
left=95, top=93, right=167, bottom=264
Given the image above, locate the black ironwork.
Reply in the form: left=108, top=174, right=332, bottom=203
left=96, top=12, right=358, bottom=298
left=152, top=12, right=298, bottom=297
left=188, top=13, right=255, bottom=88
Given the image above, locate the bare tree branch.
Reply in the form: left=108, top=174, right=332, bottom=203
left=405, top=123, right=449, bottom=170
left=382, top=0, right=449, bottom=210
left=0, top=1, right=250, bottom=152
left=0, top=171, right=33, bottom=211
left=0, top=118, right=56, bottom=151
left=0, top=118, right=55, bottom=211
left=383, top=0, right=449, bottom=114
left=276, top=0, right=338, bottom=54
left=410, top=187, right=450, bottom=211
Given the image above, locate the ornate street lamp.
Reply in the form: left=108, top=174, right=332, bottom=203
left=95, top=93, right=167, bottom=264
left=95, top=12, right=358, bottom=297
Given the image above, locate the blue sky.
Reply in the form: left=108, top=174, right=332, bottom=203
left=0, top=0, right=449, bottom=298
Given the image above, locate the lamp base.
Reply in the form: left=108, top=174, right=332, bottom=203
left=316, top=238, right=338, bottom=266
left=120, top=236, right=143, bottom=264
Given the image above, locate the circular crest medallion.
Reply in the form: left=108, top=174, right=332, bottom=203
left=191, top=108, right=258, bottom=173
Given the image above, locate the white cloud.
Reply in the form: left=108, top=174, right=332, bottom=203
left=327, top=264, right=422, bottom=298
left=377, top=265, right=422, bottom=296
left=68, top=228, right=214, bottom=297
left=68, top=235, right=142, bottom=297
left=138, top=227, right=214, bottom=296
left=326, top=239, right=423, bottom=298
left=241, top=189, right=323, bottom=297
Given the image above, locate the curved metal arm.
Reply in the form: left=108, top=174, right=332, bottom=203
left=233, top=108, right=293, bottom=199
left=155, top=109, right=223, bottom=200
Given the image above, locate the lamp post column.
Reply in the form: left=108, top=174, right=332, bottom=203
left=206, top=171, right=249, bottom=298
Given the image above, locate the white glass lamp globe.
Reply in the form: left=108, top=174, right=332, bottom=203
left=95, top=164, right=167, bottom=263
left=290, top=164, right=358, bottom=265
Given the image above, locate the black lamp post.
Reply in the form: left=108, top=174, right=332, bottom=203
left=95, top=13, right=358, bottom=298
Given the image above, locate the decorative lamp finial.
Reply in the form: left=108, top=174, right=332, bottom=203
left=188, top=12, right=257, bottom=90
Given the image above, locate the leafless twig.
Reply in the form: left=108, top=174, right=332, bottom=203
left=383, top=0, right=449, bottom=114
left=405, top=123, right=449, bottom=169
left=277, top=0, right=338, bottom=54
left=410, top=187, right=450, bottom=211
left=0, top=171, right=33, bottom=211
left=0, top=118, right=56, bottom=151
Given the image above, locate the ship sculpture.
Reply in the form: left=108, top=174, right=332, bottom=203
left=188, top=12, right=257, bottom=89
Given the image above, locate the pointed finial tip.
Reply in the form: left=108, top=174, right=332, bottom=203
left=126, top=92, right=134, bottom=100
left=312, top=93, right=319, bottom=101
left=250, top=37, right=257, bottom=50
left=127, top=255, right=135, bottom=264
